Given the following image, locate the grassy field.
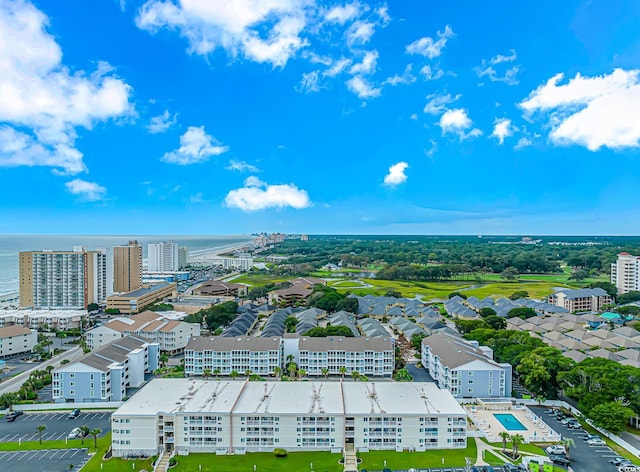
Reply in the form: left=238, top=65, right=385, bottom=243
left=228, top=274, right=290, bottom=286
left=359, top=441, right=477, bottom=469
left=333, top=279, right=471, bottom=299
left=171, top=451, right=343, bottom=472
left=462, top=281, right=572, bottom=299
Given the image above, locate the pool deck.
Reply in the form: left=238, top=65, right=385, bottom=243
left=465, top=403, right=561, bottom=444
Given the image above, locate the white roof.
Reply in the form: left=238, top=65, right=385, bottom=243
left=341, top=382, right=465, bottom=416
left=233, top=381, right=344, bottom=415
left=113, top=379, right=247, bottom=416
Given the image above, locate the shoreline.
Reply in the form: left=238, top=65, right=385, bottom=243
left=188, top=240, right=254, bottom=262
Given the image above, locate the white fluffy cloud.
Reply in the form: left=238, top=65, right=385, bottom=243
left=520, top=69, right=640, bottom=150
left=420, top=65, right=444, bottom=81
left=162, top=126, right=229, bottom=165
left=136, top=0, right=313, bottom=67
left=346, top=20, right=375, bottom=46
left=383, top=161, right=408, bottom=186
left=225, top=176, right=310, bottom=211
left=324, top=2, right=361, bottom=24
left=297, top=70, right=321, bottom=93
left=226, top=159, right=259, bottom=172
left=474, top=49, right=519, bottom=85
left=346, top=76, right=381, bottom=99
left=0, top=0, right=133, bottom=174
left=405, top=25, right=454, bottom=59
left=147, top=109, right=178, bottom=133
left=349, top=50, right=378, bottom=75
left=65, top=179, right=107, bottom=201
left=383, top=64, right=416, bottom=86
left=490, top=118, right=517, bottom=144
left=439, top=109, right=482, bottom=139
left=423, top=93, right=460, bottom=115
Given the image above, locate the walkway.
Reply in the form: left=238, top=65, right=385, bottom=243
left=343, top=443, right=358, bottom=472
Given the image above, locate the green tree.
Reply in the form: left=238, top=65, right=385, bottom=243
left=511, top=433, right=524, bottom=457
left=288, top=362, right=297, bottom=379
left=509, top=291, right=529, bottom=300
left=297, top=369, right=306, bottom=380
left=589, top=281, right=618, bottom=299
left=617, top=291, right=640, bottom=304
left=247, top=286, right=269, bottom=300
left=90, top=428, right=101, bottom=449
left=569, top=269, right=589, bottom=282
left=87, top=303, right=99, bottom=312
left=478, top=307, right=497, bottom=318
left=563, top=437, right=575, bottom=460
left=230, top=370, right=239, bottom=380
left=339, top=366, right=347, bottom=378
left=202, top=368, right=211, bottom=380
left=321, top=367, right=330, bottom=379
left=284, top=316, right=298, bottom=333
left=351, top=371, right=360, bottom=382
left=384, top=291, right=402, bottom=298
left=500, top=267, right=519, bottom=281
left=507, top=307, right=537, bottom=320
left=485, top=315, right=506, bottom=330
left=499, top=431, right=510, bottom=453
left=213, top=368, right=221, bottom=380
left=159, top=353, right=169, bottom=368
left=36, top=424, right=46, bottom=444
left=273, top=366, right=282, bottom=380
left=411, top=333, right=427, bottom=350
left=590, top=401, right=635, bottom=434
left=448, top=292, right=467, bottom=300
left=516, top=353, right=551, bottom=396
left=454, top=319, right=489, bottom=334
left=79, top=426, right=90, bottom=445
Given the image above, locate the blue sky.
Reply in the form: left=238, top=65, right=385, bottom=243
left=1, top=0, right=640, bottom=235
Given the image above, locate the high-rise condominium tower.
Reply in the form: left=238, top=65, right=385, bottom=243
left=113, top=241, right=143, bottom=293
left=148, top=241, right=179, bottom=272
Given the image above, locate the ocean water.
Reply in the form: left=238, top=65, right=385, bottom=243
left=0, top=235, right=253, bottom=297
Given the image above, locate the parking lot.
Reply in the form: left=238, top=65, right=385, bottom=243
left=363, top=468, right=515, bottom=472
left=530, top=406, right=627, bottom=472
left=0, top=448, right=90, bottom=472
left=1, top=412, right=111, bottom=442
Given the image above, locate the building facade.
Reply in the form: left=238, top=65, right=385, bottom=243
left=184, top=335, right=394, bottom=378
left=422, top=333, right=512, bottom=398
left=547, top=288, right=613, bottom=313
left=0, top=310, right=86, bottom=330
left=611, top=252, right=640, bottom=295
left=113, top=241, right=143, bottom=293
left=86, top=310, right=200, bottom=353
left=0, top=326, right=37, bottom=358
left=148, top=241, right=179, bottom=272
left=111, top=379, right=467, bottom=457
left=53, top=335, right=159, bottom=403
left=19, top=247, right=107, bottom=309
left=106, top=283, right=176, bottom=314
left=178, top=246, right=189, bottom=269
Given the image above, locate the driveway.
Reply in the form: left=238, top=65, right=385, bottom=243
left=0, top=412, right=111, bottom=442
left=530, top=406, right=623, bottom=472
left=0, top=448, right=90, bottom=472
left=406, top=362, right=434, bottom=382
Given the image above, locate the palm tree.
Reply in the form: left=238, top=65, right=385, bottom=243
left=511, top=433, right=524, bottom=458
left=273, top=366, right=282, bottom=381
left=36, top=424, right=46, bottom=444
left=297, top=369, right=306, bottom=380
left=213, top=368, right=221, bottom=380
left=245, top=369, right=252, bottom=379
left=79, top=426, right=90, bottom=445
left=339, top=366, right=347, bottom=379
left=563, top=437, right=575, bottom=460
left=498, top=431, right=510, bottom=453
left=359, top=375, right=368, bottom=382
left=321, top=367, right=330, bottom=379
left=230, top=370, right=239, bottom=380
left=286, top=354, right=294, bottom=364
left=202, top=368, right=211, bottom=380
left=351, top=371, right=360, bottom=382
left=159, top=354, right=169, bottom=368
left=288, top=363, right=297, bottom=379
left=90, top=428, right=102, bottom=449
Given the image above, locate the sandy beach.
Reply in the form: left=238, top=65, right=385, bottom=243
left=188, top=240, right=253, bottom=263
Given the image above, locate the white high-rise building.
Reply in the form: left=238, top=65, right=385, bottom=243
left=611, top=252, right=640, bottom=294
left=178, top=246, right=189, bottom=269
left=148, top=241, right=179, bottom=272
left=19, top=247, right=107, bottom=309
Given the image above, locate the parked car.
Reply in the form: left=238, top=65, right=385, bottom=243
left=503, top=464, right=520, bottom=472
left=544, top=408, right=556, bottom=414
left=567, top=422, right=582, bottom=429
left=482, top=466, right=495, bottom=472
left=5, top=410, right=23, bottom=422
left=68, top=427, right=82, bottom=439
left=582, top=433, right=600, bottom=441
left=68, top=409, right=80, bottom=419
left=610, top=457, right=634, bottom=467
left=587, top=437, right=606, bottom=446
left=548, top=455, right=571, bottom=466
left=545, top=445, right=566, bottom=455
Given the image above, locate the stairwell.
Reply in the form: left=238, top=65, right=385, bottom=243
left=343, top=443, right=358, bottom=472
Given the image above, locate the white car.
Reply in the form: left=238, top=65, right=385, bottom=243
left=545, top=445, right=566, bottom=455
left=68, top=427, right=82, bottom=439
left=587, top=437, right=606, bottom=446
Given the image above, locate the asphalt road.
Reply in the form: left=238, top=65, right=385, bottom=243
left=0, top=412, right=111, bottom=442
left=529, top=406, right=623, bottom=472
left=406, top=362, right=434, bottom=382
left=0, top=448, right=90, bottom=472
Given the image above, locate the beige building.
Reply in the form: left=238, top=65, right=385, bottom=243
left=268, top=277, right=326, bottom=307
left=19, top=247, right=107, bottom=309
left=113, top=241, right=142, bottom=293
left=0, top=310, right=86, bottom=331
left=106, top=283, right=176, bottom=314
left=195, top=281, right=248, bottom=297
left=547, top=288, right=612, bottom=313
left=0, top=325, right=37, bottom=358
left=86, top=310, right=200, bottom=353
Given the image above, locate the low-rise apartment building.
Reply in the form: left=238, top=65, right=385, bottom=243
left=194, top=281, right=248, bottom=297
left=422, top=333, right=512, bottom=398
left=110, top=379, right=466, bottom=457
left=547, top=288, right=612, bottom=313
left=0, top=309, right=86, bottom=331
left=0, top=326, right=37, bottom=358
left=52, top=335, right=159, bottom=402
left=106, top=283, right=176, bottom=314
left=86, top=310, right=200, bottom=353
left=611, top=252, right=640, bottom=294
left=268, top=277, right=326, bottom=307
left=184, top=335, right=394, bottom=378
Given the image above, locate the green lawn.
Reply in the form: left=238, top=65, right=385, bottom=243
left=228, top=274, right=291, bottom=286
left=487, top=442, right=547, bottom=455
left=359, top=442, right=477, bottom=470
left=0, top=437, right=104, bottom=452
left=171, top=451, right=343, bottom=472
left=462, top=281, right=572, bottom=299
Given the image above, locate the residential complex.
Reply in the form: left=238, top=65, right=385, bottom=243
left=0, top=309, right=86, bottom=330
left=148, top=241, right=179, bottom=272
left=111, top=379, right=467, bottom=457
left=113, top=241, right=143, bottom=293
left=267, top=277, right=326, bottom=307
left=184, top=334, right=395, bottom=377
left=222, top=256, right=253, bottom=271
left=19, top=247, right=107, bottom=309
left=53, top=335, right=159, bottom=402
left=422, top=332, right=512, bottom=398
left=0, top=325, right=37, bottom=358
left=611, top=252, right=640, bottom=294
left=106, top=282, right=176, bottom=314
left=547, top=287, right=612, bottom=313
left=194, top=281, right=248, bottom=297
left=86, top=310, right=200, bottom=353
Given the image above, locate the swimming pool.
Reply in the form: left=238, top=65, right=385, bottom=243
left=493, top=413, right=527, bottom=431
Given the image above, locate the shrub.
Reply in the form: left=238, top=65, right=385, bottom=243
left=273, top=448, right=288, bottom=457
left=168, top=457, right=177, bottom=467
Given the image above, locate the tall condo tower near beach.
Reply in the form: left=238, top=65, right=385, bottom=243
left=148, top=241, right=179, bottom=272
left=113, top=240, right=143, bottom=293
